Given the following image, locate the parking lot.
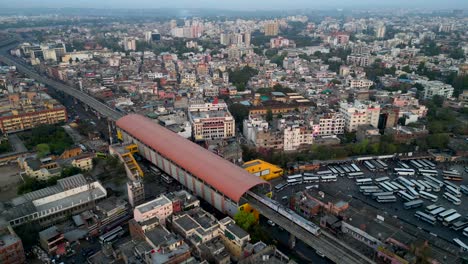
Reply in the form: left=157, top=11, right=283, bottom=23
left=271, top=159, right=468, bottom=245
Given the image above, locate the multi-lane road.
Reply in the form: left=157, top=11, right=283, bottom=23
left=0, top=39, right=124, bottom=121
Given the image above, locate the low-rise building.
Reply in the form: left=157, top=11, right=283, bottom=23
left=134, top=195, right=173, bottom=225
left=418, top=80, right=454, bottom=99
left=242, top=159, right=283, bottom=181
left=340, top=101, right=381, bottom=132
left=188, top=100, right=235, bottom=141
left=0, top=222, right=25, bottom=264
left=39, top=226, right=65, bottom=255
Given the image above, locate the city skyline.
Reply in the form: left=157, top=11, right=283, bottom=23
left=1, top=0, right=468, bottom=10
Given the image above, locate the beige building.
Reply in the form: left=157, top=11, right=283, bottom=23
left=340, top=101, right=381, bottom=132
left=71, top=154, right=93, bottom=171
left=283, top=125, right=314, bottom=151
left=264, top=21, right=279, bottom=36
left=188, top=101, right=235, bottom=141
left=314, top=112, right=345, bottom=136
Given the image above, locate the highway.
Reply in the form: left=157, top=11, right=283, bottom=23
left=245, top=194, right=376, bottom=264
left=0, top=39, right=124, bottom=121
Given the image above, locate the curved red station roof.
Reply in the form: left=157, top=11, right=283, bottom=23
left=116, top=114, right=270, bottom=203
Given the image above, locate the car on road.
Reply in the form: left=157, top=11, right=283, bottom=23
left=267, top=220, right=276, bottom=226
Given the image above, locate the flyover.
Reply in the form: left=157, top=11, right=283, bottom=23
left=0, top=38, right=124, bottom=121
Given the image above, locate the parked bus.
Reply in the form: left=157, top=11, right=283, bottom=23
left=446, top=185, right=462, bottom=198
left=275, top=183, right=288, bottom=192
left=316, top=170, right=333, bottom=176
left=305, top=185, right=319, bottom=190
left=443, top=192, right=462, bottom=205
left=375, top=176, right=390, bottom=183
left=419, top=191, right=438, bottom=202
left=287, top=179, right=303, bottom=186
left=444, top=181, right=460, bottom=192
left=463, top=227, right=468, bottom=237
left=415, top=211, right=436, bottom=225
left=379, top=182, right=394, bottom=193
left=453, top=238, right=468, bottom=251
left=394, top=168, right=416, bottom=176
left=386, top=182, right=400, bottom=192
left=320, top=175, right=337, bottom=182
left=347, top=172, right=364, bottom=178
left=417, top=180, right=432, bottom=192
left=362, top=189, right=383, bottom=195
left=437, top=209, right=457, bottom=221
left=149, top=165, right=161, bottom=175
left=425, top=176, right=444, bottom=187
left=422, top=159, right=436, bottom=169
left=451, top=220, right=468, bottom=231
left=443, top=213, right=462, bottom=226
left=398, top=191, right=416, bottom=202
left=443, top=170, right=462, bottom=181
left=410, top=180, right=425, bottom=192
left=460, top=185, right=468, bottom=195
left=328, top=167, right=338, bottom=174
left=397, top=161, right=410, bottom=169
left=407, top=187, right=420, bottom=198
left=303, top=176, right=320, bottom=183
left=425, top=204, right=439, bottom=212
left=341, top=165, right=351, bottom=173
left=356, top=178, right=373, bottom=186
left=404, top=199, right=424, bottom=209
left=359, top=185, right=380, bottom=191
left=161, top=174, right=173, bottom=184
left=364, top=161, right=376, bottom=172
left=424, top=181, right=441, bottom=192
left=391, top=181, right=406, bottom=191
left=375, top=160, right=388, bottom=170
left=428, top=207, right=446, bottom=217
left=287, top=174, right=303, bottom=180
left=410, top=160, right=424, bottom=170
left=397, top=177, right=415, bottom=187
left=418, top=169, right=438, bottom=177
left=350, top=164, right=361, bottom=172
left=371, top=192, right=394, bottom=200
left=99, top=226, right=124, bottom=244
left=376, top=195, right=397, bottom=203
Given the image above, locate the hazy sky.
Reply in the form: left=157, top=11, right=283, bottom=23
left=1, top=0, right=467, bottom=9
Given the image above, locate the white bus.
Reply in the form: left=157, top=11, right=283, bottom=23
left=404, top=199, right=424, bottom=209
left=415, top=211, right=436, bottom=225
left=425, top=204, right=439, bottom=212
left=443, top=172, right=463, bottom=181
left=437, top=209, right=457, bottom=221
left=451, top=220, right=468, bottom=231
left=287, top=174, right=303, bottom=180
left=275, top=182, right=288, bottom=192
left=463, top=227, right=468, bottom=237
left=397, top=161, right=410, bottom=169
left=379, top=182, right=394, bottom=193
left=371, top=192, right=394, bottom=199
left=356, top=178, right=373, bottom=186
left=394, top=168, right=416, bottom=176
left=320, top=175, right=337, bottom=182
left=425, top=176, right=444, bottom=187
left=391, top=181, right=406, bottom=191
left=397, top=177, right=415, bottom=188
left=341, top=165, right=351, bottom=173
left=446, top=185, right=462, bottom=198
left=375, top=160, right=388, bottom=170
left=161, top=174, right=173, bottom=184
left=303, top=176, right=320, bottom=183
left=422, top=159, right=436, bottom=169
left=347, top=172, right=364, bottom=179
left=350, top=164, right=361, bottom=172
left=375, top=176, right=390, bottom=183
left=419, top=191, right=438, bottom=202
left=328, top=167, right=338, bottom=174
left=386, top=182, right=400, bottom=192
left=460, top=185, right=468, bottom=195
left=317, top=170, right=333, bottom=176
left=410, top=180, right=425, bottom=192
left=362, top=189, right=383, bottom=195
left=99, top=226, right=124, bottom=244
left=417, top=180, right=432, bottom=192
left=407, top=187, right=420, bottom=198
left=443, top=192, right=461, bottom=205
left=287, top=179, right=303, bottom=186
left=377, top=195, right=397, bottom=203
left=149, top=165, right=161, bottom=175
left=410, top=160, right=424, bottom=170
left=444, top=181, right=460, bottom=192
left=428, top=207, right=446, bottom=217
left=453, top=238, right=468, bottom=252
left=305, top=185, right=319, bottom=190
left=359, top=185, right=380, bottom=191
left=424, top=181, right=440, bottom=192
left=418, top=169, right=438, bottom=177
left=364, top=161, right=376, bottom=172
left=398, top=191, right=416, bottom=201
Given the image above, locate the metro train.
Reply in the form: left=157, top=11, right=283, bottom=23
left=247, top=191, right=321, bottom=236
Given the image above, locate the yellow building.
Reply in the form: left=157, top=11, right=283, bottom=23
left=71, top=154, right=94, bottom=171
left=242, top=159, right=283, bottom=181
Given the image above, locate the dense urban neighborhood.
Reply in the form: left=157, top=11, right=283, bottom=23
left=0, top=4, right=467, bottom=264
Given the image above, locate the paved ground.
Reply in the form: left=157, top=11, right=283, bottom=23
left=8, top=134, right=27, bottom=152
left=0, top=164, right=21, bottom=201
left=271, top=159, right=468, bottom=262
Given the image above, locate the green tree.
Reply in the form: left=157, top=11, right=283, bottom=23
left=234, top=210, right=257, bottom=231
left=36, top=143, right=50, bottom=158
left=229, top=103, right=249, bottom=130
left=61, top=166, right=82, bottom=177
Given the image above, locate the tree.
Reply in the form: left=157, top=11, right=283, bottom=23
left=61, top=166, right=82, bottom=177
left=75, top=57, right=80, bottom=63
left=266, top=108, right=273, bottom=123
left=234, top=210, right=256, bottom=231
left=431, top=95, right=444, bottom=107
left=36, top=143, right=50, bottom=158
left=68, top=57, right=73, bottom=64
left=229, top=103, right=249, bottom=130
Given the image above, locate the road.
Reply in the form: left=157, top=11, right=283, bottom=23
left=0, top=40, right=124, bottom=121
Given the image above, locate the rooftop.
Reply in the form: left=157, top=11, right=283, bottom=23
left=135, top=195, right=171, bottom=215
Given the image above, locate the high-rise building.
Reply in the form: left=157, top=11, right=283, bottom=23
left=340, top=101, right=381, bottom=132
left=375, top=23, right=386, bottom=38
left=123, top=37, right=136, bottom=51
left=244, top=31, right=251, bottom=46
left=264, top=21, right=279, bottom=36
left=127, top=180, right=145, bottom=208
left=145, top=31, right=152, bottom=43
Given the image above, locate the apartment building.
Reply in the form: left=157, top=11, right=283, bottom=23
left=188, top=100, right=235, bottom=141
left=283, top=125, right=314, bottom=151
left=340, top=101, right=381, bottom=132
left=349, top=79, right=374, bottom=89
left=0, top=223, right=25, bottom=264
left=134, top=195, right=173, bottom=225
left=418, top=80, right=454, bottom=99
left=313, top=112, right=345, bottom=136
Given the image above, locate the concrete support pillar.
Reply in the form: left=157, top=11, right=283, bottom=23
left=288, top=233, right=296, bottom=249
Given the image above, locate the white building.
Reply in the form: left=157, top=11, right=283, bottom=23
left=243, top=115, right=269, bottom=144
left=349, top=79, right=374, bottom=89
left=134, top=195, right=173, bottom=224
left=340, top=101, right=381, bottom=132
left=123, top=37, right=136, bottom=51
left=375, top=23, right=386, bottom=38
left=188, top=100, right=235, bottom=141
left=418, top=80, right=454, bottom=99
left=314, top=112, right=345, bottom=136
left=283, top=125, right=314, bottom=151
